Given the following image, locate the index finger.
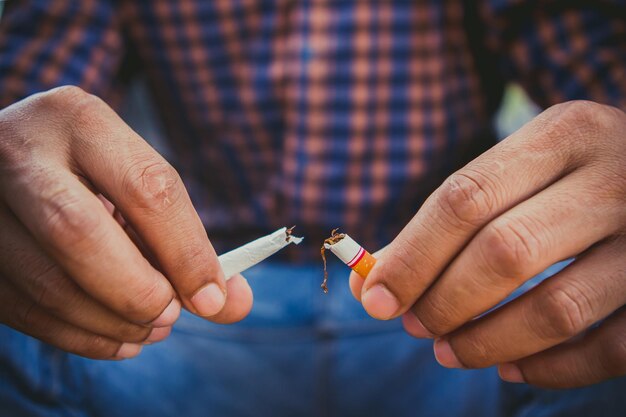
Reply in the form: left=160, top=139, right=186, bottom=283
left=361, top=103, right=587, bottom=319
left=69, top=92, right=243, bottom=319
left=1, top=167, right=178, bottom=326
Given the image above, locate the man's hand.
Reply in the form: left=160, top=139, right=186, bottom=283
left=0, top=86, right=252, bottom=359
left=350, top=101, right=626, bottom=388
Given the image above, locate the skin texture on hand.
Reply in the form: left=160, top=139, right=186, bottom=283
left=350, top=100, right=626, bottom=389
left=0, top=86, right=253, bottom=360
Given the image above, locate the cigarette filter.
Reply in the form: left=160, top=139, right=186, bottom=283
left=218, top=227, right=303, bottom=279
left=323, top=234, right=376, bottom=278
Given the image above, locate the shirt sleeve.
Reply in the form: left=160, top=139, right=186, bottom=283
left=480, top=0, right=626, bottom=110
left=0, top=0, right=124, bottom=108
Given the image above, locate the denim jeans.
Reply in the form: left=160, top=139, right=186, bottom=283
left=1, top=260, right=624, bottom=417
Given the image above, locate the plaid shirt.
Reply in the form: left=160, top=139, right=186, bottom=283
left=1, top=0, right=625, bottom=253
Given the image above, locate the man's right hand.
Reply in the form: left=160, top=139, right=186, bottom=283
left=0, top=86, right=253, bottom=359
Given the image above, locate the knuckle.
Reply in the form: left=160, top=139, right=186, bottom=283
left=70, top=97, right=108, bottom=134
left=0, top=87, right=101, bottom=170
left=115, top=322, right=152, bottom=344
left=41, top=85, right=89, bottom=105
left=557, top=100, right=603, bottom=126
left=169, top=242, right=212, bottom=279
left=0, top=94, right=60, bottom=169
left=42, top=282, right=89, bottom=321
left=537, top=285, right=593, bottom=339
left=552, top=99, right=596, bottom=116
left=15, top=301, right=39, bottom=330
left=71, top=334, right=118, bottom=360
left=180, top=241, right=207, bottom=263
left=479, top=218, right=538, bottom=279
left=602, top=331, right=626, bottom=377
left=437, top=172, right=495, bottom=228
left=529, top=363, right=573, bottom=389
left=122, top=157, right=183, bottom=213
left=37, top=86, right=110, bottom=143
left=396, top=235, right=437, bottom=274
left=452, top=333, right=493, bottom=368
left=30, top=264, right=76, bottom=311
left=550, top=100, right=595, bottom=124
left=416, top=295, right=458, bottom=336
left=548, top=101, right=617, bottom=144
left=39, top=86, right=100, bottom=118
left=122, top=279, right=172, bottom=323
left=40, top=184, right=102, bottom=248
left=377, top=240, right=430, bottom=303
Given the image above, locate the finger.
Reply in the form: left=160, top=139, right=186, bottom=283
left=410, top=170, right=622, bottom=337
left=0, top=278, right=142, bottom=360
left=203, top=274, right=253, bottom=324
left=1, top=168, right=178, bottom=326
left=97, top=194, right=160, bottom=268
left=435, top=236, right=626, bottom=368
left=499, top=307, right=626, bottom=389
left=361, top=103, right=589, bottom=319
left=68, top=96, right=229, bottom=318
left=0, top=207, right=174, bottom=343
left=349, top=273, right=364, bottom=301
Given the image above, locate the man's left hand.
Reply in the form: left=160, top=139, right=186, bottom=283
left=350, top=100, right=626, bottom=389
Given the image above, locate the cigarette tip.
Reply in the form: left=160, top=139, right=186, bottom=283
left=323, top=243, right=332, bottom=249
left=284, top=225, right=304, bottom=244
left=290, top=236, right=304, bottom=245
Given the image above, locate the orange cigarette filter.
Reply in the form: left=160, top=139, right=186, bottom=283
left=350, top=249, right=377, bottom=277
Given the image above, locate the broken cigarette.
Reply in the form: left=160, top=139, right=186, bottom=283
left=320, top=229, right=376, bottom=293
left=219, top=227, right=303, bottom=279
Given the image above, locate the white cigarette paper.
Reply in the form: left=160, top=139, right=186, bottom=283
left=218, top=227, right=303, bottom=279
left=323, top=234, right=363, bottom=266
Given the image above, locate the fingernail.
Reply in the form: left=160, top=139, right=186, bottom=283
left=191, top=283, right=226, bottom=317
left=402, top=312, right=433, bottom=338
left=498, top=363, right=525, bottom=383
left=362, top=284, right=400, bottom=320
left=115, top=343, right=143, bottom=359
left=151, top=298, right=181, bottom=327
left=434, top=338, right=463, bottom=368
left=145, top=326, right=172, bottom=344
